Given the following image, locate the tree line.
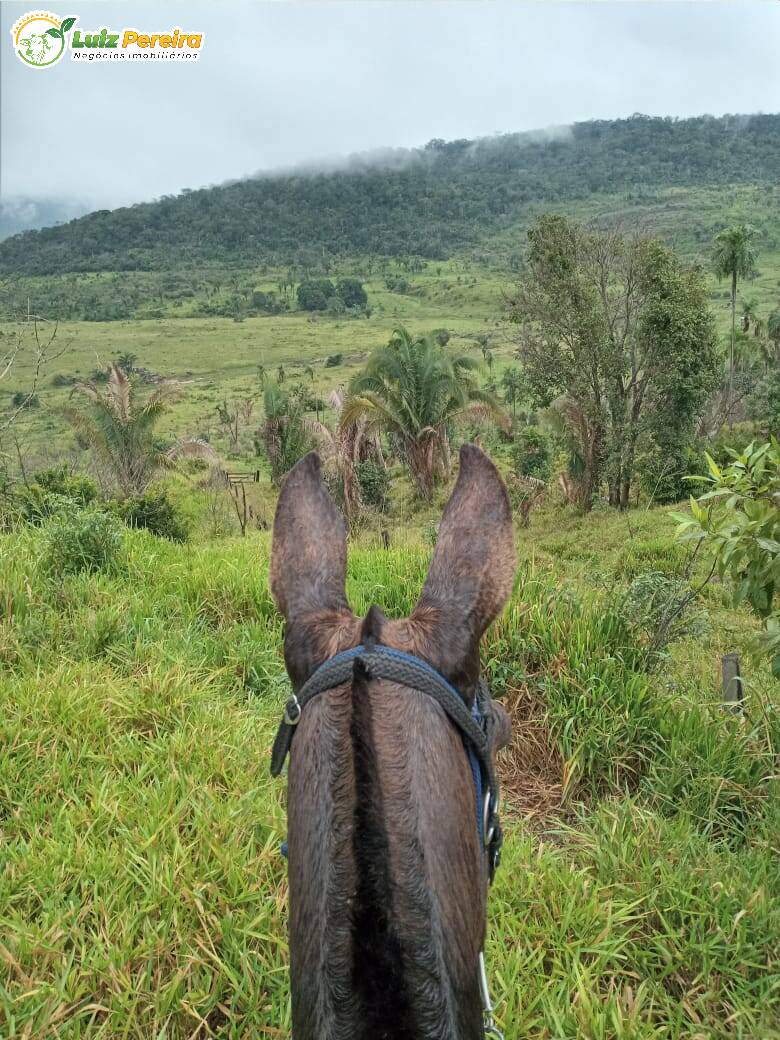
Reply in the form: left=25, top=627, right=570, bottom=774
left=2, top=114, right=779, bottom=276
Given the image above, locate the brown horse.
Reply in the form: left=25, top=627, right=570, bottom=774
left=270, top=443, right=516, bottom=1040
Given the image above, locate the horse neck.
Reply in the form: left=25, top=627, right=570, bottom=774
left=287, top=675, right=486, bottom=1040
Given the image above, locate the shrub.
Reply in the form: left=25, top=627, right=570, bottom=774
left=511, top=426, right=551, bottom=481
left=615, top=571, right=707, bottom=667
left=325, top=295, right=346, bottom=315
left=336, top=278, right=367, bottom=310
left=116, top=488, right=189, bottom=542
left=17, top=466, right=99, bottom=525
left=297, top=279, right=336, bottom=311
left=750, top=370, right=780, bottom=438
left=51, top=373, right=76, bottom=387
left=357, top=461, right=390, bottom=511
left=324, top=353, right=343, bottom=368
left=636, top=442, right=706, bottom=504
left=41, top=507, right=124, bottom=575
left=11, top=391, right=39, bottom=409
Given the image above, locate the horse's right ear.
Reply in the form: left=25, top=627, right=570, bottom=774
left=407, top=444, right=516, bottom=694
left=271, top=453, right=357, bottom=684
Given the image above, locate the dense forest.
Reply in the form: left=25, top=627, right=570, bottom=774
left=2, top=113, right=778, bottom=275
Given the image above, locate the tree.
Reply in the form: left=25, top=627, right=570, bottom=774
left=501, top=366, right=524, bottom=417
left=341, top=327, right=507, bottom=499
left=115, top=351, right=137, bottom=373
left=216, top=395, right=255, bottom=451
left=308, top=388, right=385, bottom=519
left=508, top=215, right=718, bottom=510
left=260, top=383, right=316, bottom=486
left=297, top=279, right=336, bottom=312
left=63, top=364, right=215, bottom=496
left=335, top=278, right=367, bottom=310
left=712, top=225, right=758, bottom=405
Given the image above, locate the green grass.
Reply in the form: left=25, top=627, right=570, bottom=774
left=1, top=505, right=778, bottom=1038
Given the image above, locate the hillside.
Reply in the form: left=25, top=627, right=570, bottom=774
left=2, top=113, right=779, bottom=275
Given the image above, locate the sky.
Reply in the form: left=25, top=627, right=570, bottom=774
left=2, top=0, right=780, bottom=222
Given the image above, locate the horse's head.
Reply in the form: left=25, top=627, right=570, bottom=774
left=271, top=443, right=516, bottom=1040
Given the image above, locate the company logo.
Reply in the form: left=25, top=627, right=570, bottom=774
left=10, top=11, right=75, bottom=68
left=10, top=12, right=204, bottom=67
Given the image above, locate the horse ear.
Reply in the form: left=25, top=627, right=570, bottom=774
left=409, top=444, right=516, bottom=692
left=271, top=452, right=358, bottom=687
left=271, top=451, right=352, bottom=622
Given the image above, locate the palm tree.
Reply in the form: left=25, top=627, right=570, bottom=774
left=310, top=388, right=385, bottom=519
left=501, top=366, right=524, bottom=417
left=63, top=364, right=215, bottom=496
left=260, top=382, right=316, bottom=486
left=303, top=364, right=320, bottom=421
left=712, top=225, right=758, bottom=404
left=340, top=327, right=507, bottom=499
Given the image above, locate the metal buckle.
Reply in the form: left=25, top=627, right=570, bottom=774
left=283, top=695, right=301, bottom=726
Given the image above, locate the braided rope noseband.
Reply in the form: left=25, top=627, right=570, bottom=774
left=270, top=643, right=504, bottom=881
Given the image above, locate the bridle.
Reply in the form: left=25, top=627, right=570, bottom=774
left=271, top=641, right=506, bottom=1039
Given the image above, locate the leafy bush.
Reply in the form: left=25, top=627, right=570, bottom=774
left=673, top=441, right=780, bottom=675
left=750, top=370, right=780, bottom=438
left=297, top=279, right=336, bottom=311
left=636, top=442, right=706, bottom=504
left=10, top=391, right=39, bottom=409
left=357, top=461, right=390, bottom=511
left=511, top=425, right=551, bottom=481
left=41, top=508, right=124, bottom=576
left=324, top=353, right=343, bottom=367
left=116, top=488, right=189, bottom=542
left=17, top=466, right=99, bottom=525
left=335, top=278, right=367, bottom=310
left=325, top=295, right=346, bottom=315
left=707, top=422, right=762, bottom=468
left=615, top=571, right=707, bottom=667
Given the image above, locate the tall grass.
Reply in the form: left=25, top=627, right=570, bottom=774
left=1, top=522, right=778, bottom=1037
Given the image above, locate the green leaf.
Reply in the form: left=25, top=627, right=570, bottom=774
left=60, top=16, right=77, bottom=33
left=705, top=453, right=722, bottom=481
left=46, top=27, right=62, bottom=38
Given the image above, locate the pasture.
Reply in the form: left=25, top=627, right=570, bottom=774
left=1, top=184, right=779, bottom=1039
left=1, top=503, right=778, bottom=1038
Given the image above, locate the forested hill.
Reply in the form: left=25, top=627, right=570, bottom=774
left=2, top=113, right=778, bottom=275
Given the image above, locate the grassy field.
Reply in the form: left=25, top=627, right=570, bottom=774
left=2, top=232, right=778, bottom=466
left=1, top=183, right=779, bottom=1037
left=1, top=499, right=778, bottom=1039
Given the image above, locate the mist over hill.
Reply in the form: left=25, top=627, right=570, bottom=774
left=1, top=112, right=778, bottom=276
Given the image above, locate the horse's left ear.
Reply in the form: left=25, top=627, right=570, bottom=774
left=271, top=452, right=356, bottom=685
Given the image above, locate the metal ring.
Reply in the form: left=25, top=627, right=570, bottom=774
left=284, top=695, right=301, bottom=726
left=483, top=789, right=499, bottom=848
left=483, top=790, right=493, bottom=847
